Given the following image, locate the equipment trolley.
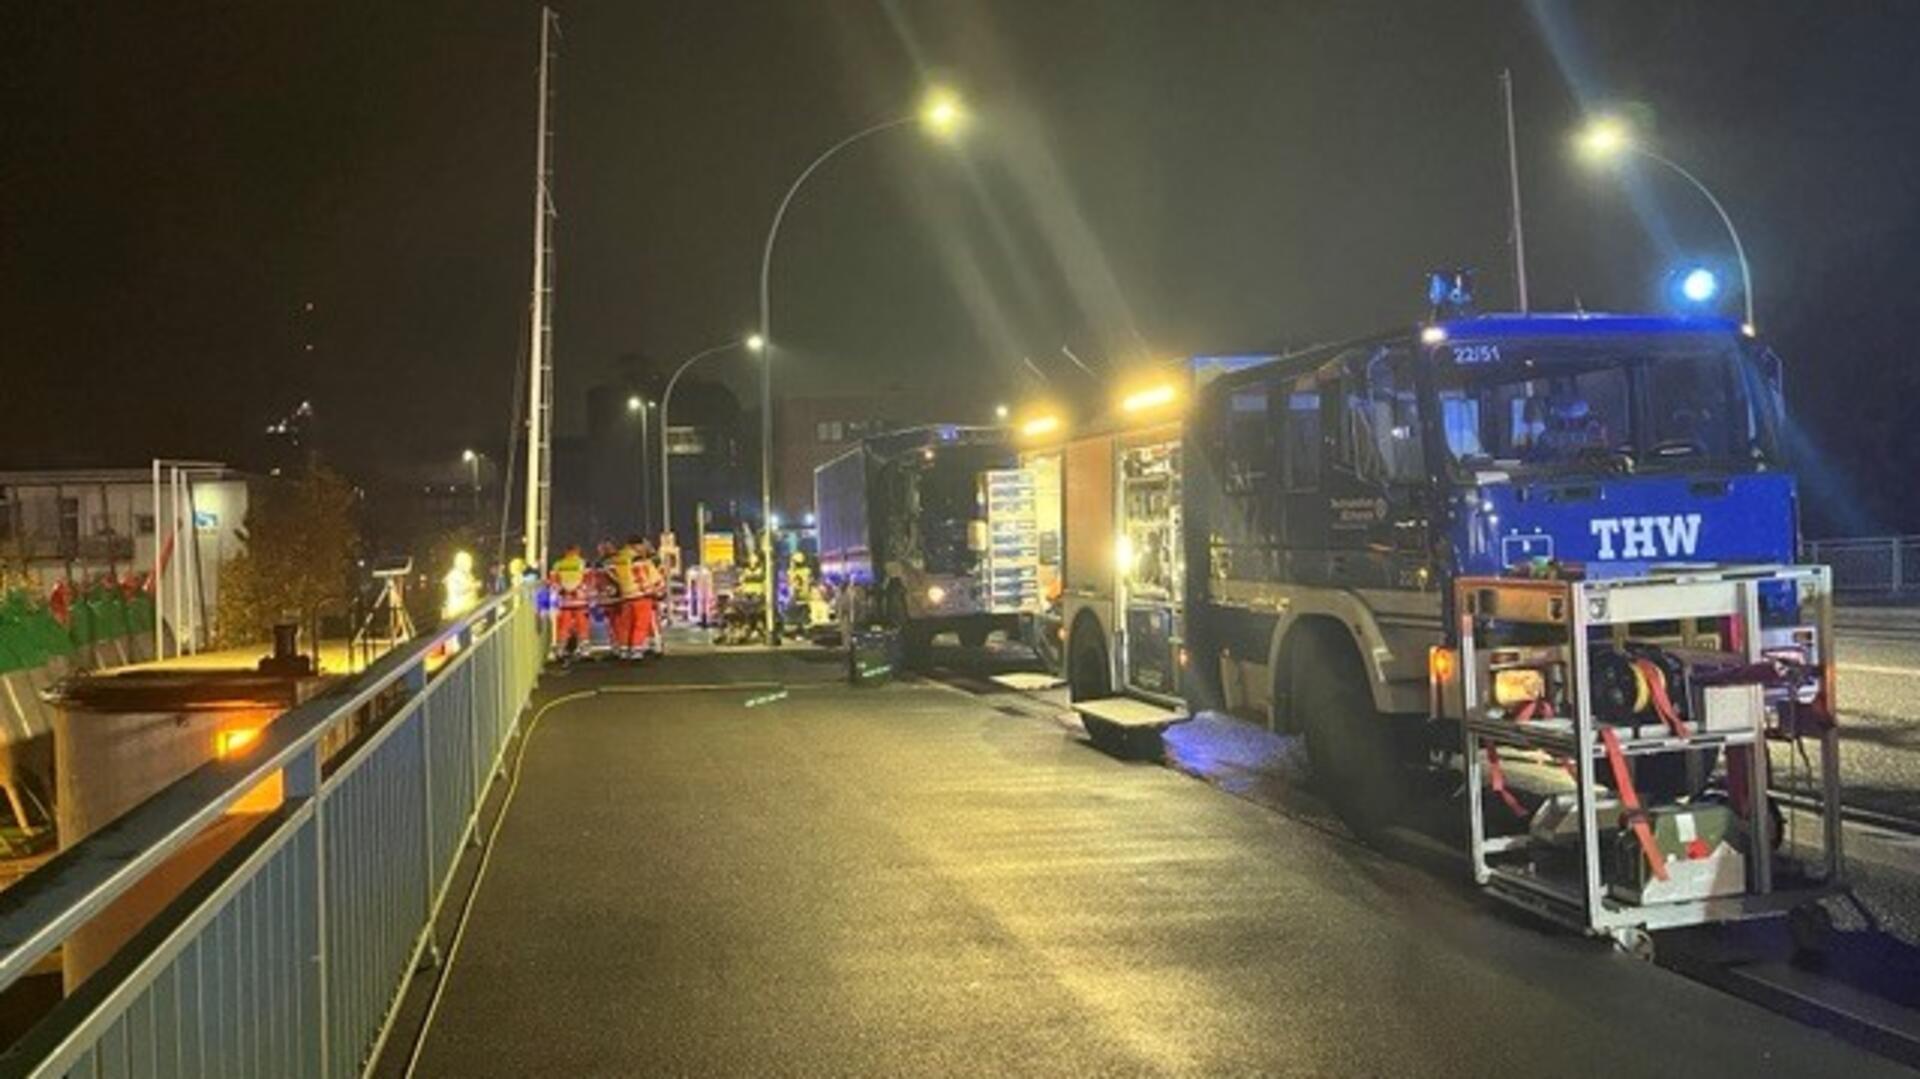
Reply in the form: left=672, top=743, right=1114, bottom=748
left=1456, top=565, right=1842, bottom=954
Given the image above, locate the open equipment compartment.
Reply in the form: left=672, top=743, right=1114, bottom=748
left=1456, top=565, right=1842, bottom=953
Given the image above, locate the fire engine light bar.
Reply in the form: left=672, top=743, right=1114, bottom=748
left=1121, top=384, right=1176, bottom=412
left=1019, top=414, right=1061, bottom=438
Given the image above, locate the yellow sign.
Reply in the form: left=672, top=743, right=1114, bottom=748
left=702, top=531, right=736, bottom=568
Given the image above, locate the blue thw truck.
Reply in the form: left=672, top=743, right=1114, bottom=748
left=1047, top=306, right=1842, bottom=944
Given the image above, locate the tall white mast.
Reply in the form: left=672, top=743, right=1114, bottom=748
left=523, top=7, right=558, bottom=570
left=1501, top=69, right=1530, bottom=313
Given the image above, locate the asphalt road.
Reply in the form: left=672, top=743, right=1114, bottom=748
left=406, top=646, right=1902, bottom=1077
left=1832, top=609, right=1920, bottom=822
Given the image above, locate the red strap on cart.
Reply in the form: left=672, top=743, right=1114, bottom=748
left=1484, top=746, right=1528, bottom=818
left=1724, top=745, right=1752, bottom=819
left=1600, top=726, right=1669, bottom=882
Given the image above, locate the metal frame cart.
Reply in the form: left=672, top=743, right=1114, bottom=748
left=1457, top=565, right=1842, bottom=954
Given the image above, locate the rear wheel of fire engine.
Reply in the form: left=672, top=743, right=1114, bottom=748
left=1292, top=631, right=1405, bottom=842
left=1067, top=624, right=1111, bottom=704
left=959, top=625, right=990, bottom=649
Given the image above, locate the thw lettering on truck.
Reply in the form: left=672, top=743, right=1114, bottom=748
left=1589, top=514, right=1703, bottom=559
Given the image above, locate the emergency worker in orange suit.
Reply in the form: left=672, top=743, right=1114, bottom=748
left=548, top=545, right=591, bottom=662
left=605, top=539, right=642, bottom=659
left=627, top=538, right=666, bottom=657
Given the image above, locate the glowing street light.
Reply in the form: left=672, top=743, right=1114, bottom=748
left=920, top=88, right=967, bottom=139
left=755, top=85, right=969, bottom=643
left=461, top=449, right=482, bottom=518
left=1575, top=116, right=1629, bottom=160
left=994, top=403, right=1010, bottom=421
left=1576, top=116, right=1755, bottom=331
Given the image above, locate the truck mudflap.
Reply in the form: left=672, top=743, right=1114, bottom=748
left=1074, top=695, right=1189, bottom=760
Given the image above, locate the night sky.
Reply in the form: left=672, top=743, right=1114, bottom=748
left=3, top=2, right=1917, bottom=534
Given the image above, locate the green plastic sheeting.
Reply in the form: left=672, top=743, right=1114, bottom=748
left=0, top=593, right=66, bottom=672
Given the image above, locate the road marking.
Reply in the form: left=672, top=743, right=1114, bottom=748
left=1836, top=662, right=1920, bottom=677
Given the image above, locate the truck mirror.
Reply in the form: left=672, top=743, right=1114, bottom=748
left=1758, top=347, right=1784, bottom=394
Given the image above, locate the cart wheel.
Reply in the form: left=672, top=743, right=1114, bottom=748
left=1788, top=903, right=1834, bottom=957
left=1611, top=927, right=1656, bottom=962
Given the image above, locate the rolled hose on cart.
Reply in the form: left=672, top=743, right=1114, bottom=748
left=1586, top=645, right=1717, bottom=803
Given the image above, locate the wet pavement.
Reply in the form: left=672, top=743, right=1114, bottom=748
left=401, top=640, right=1906, bottom=1076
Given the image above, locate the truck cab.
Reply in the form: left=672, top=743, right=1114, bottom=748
left=814, top=425, right=1025, bottom=664
left=1428, top=315, right=1791, bottom=577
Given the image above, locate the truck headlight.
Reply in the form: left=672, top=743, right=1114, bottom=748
left=926, top=585, right=947, bottom=605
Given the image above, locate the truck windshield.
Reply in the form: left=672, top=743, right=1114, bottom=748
left=913, top=457, right=984, bottom=575
left=1433, top=333, right=1779, bottom=475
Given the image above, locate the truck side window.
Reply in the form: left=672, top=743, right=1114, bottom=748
left=1222, top=386, right=1271, bottom=493
left=1283, top=377, right=1321, bottom=491
left=1366, top=347, right=1425, bottom=482
left=1332, top=346, right=1424, bottom=486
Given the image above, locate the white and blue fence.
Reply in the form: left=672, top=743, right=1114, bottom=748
left=0, top=585, right=544, bottom=1077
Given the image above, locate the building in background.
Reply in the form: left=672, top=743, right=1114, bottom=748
left=0, top=467, right=254, bottom=644
left=543, top=368, right=996, bottom=565
left=551, top=378, right=753, bottom=559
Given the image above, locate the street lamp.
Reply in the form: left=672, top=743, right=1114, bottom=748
left=659, top=334, right=764, bottom=545
left=461, top=449, right=482, bottom=521
left=627, top=394, right=654, bottom=536
left=994, top=403, right=1009, bottom=421
left=755, top=86, right=967, bottom=643
left=1576, top=116, right=1756, bottom=332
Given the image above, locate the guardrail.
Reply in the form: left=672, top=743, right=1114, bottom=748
left=0, top=584, right=545, bottom=1077
left=1804, top=535, right=1920, bottom=596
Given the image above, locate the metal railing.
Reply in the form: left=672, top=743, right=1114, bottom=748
left=0, top=584, right=545, bottom=1077
left=1804, top=535, right=1920, bottom=597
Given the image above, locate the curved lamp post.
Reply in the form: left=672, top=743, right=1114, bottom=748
left=626, top=394, right=654, bottom=535
left=1578, top=117, right=1755, bottom=332
left=659, top=334, right=763, bottom=542
left=461, top=449, right=483, bottom=522
left=754, top=88, right=966, bottom=641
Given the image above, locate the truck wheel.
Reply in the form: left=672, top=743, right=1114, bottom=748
left=959, top=626, right=990, bottom=649
left=1067, top=627, right=1111, bottom=703
left=1291, top=630, right=1406, bottom=842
